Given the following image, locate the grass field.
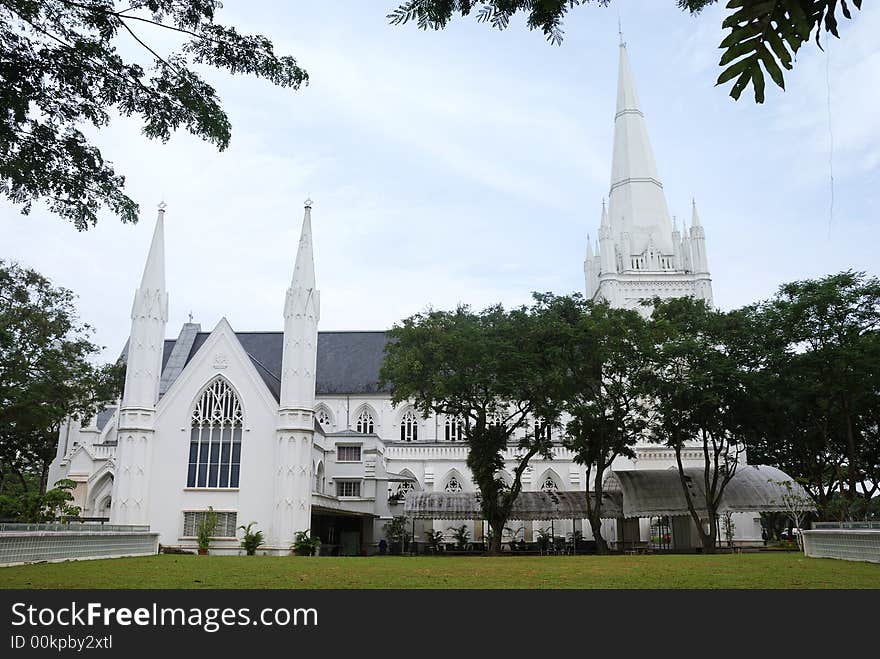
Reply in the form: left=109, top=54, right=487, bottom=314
left=1, top=552, right=879, bottom=589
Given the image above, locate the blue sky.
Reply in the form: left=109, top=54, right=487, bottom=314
left=2, top=1, right=879, bottom=361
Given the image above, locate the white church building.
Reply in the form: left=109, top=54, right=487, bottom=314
left=48, top=41, right=777, bottom=555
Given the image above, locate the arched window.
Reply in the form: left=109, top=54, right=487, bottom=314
left=314, top=462, right=325, bottom=494
left=315, top=405, right=332, bottom=430
left=400, top=410, right=419, bottom=442
left=445, top=476, right=463, bottom=493
left=393, top=480, right=415, bottom=500
left=487, top=412, right=502, bottom=427
left=445, top=416, right=463, bottom=442
left=355, top=409, right=374, bottom=434
left=540, top=475, right=559, bottom=492
left=534, top=419, right=552, bottom=441
left=188, top=378, right=243, bottom=488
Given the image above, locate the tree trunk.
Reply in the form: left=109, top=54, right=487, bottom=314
left=588, top=513, right=607, bottom=554
left=40, top=462, right=50, bottom=496
left=843, top=403, right=858, bottom=502
left=488, top=519, right=504, bottom=555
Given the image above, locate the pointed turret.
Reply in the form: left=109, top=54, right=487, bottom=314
left=121, top=204, right=169, bottom=411
left=584, top=233, right=598, bottom=299
left=275, top=198, right=321, bottom=548
left=280, top=199, right=320, bottom=409
left=671, top=216, right=682, bottom=270
left=598, top=199, right=617, bottom=276
left=689, top=199, right=709, bottom=273
left=607, top=40, right=674, bottom=255
left=113, top=203, right=169, bottom=526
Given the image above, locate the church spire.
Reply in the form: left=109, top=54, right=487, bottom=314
left=280, top=198, right=320, bottom=409
left=289, top=197, right=316, bottom=295
left=608, top=39, right=674, bottom=255
left=113, top=202, right=169, bottom=526
left=276, top=198, right=321, bottom=548
left=139, top=202, right=166, bottom=293
left=122, top=203, right=169, bottom=410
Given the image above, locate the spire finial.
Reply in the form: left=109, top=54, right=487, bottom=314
left=188, top=310, right=193, bottom=323
left=158, top=200, right=167, bottom=212
left=618, top=13, right=625, bottom=47
left=304, top=196, right=313, bottom=210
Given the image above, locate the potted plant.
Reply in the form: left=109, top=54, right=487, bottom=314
left=238, top=522, right=265, bottom=556
left=424, top=529, right=444, bottom=553
left=383, top=516, right=411, bottom=555
left=536, top=527, right=552, bottom=554
left=448, top=524, right=470, bottom=551
left=197, top=507, right=218, bottom=555
left=291, top=529, right=321, bottom=556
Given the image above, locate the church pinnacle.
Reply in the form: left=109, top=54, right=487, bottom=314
left=122, top=203, right=169, bottom=411
left=280, top=198, right=320, bottom=410
left=608, top=38, right=674, bottom=255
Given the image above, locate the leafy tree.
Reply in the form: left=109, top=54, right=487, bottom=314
left=0, top=260, right=121, bottom=496
left=1, top=0, right=307, bottom=229
left=749, top=271, right=880, bottom=515
left=0, top=477, right=81, bottom=521
left=550, top=295, right=652, bottom=554
left=644, top=297, right=763, bottom=553
left=380, top=299, right=570, bottom=554
left=387, top=0, right=861, bottom=102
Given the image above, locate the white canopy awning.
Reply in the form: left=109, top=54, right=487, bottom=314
left=604, top=464, right=813, bottom=518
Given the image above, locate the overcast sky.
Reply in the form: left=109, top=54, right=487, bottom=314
left=2, top=1, right=879, bottom=362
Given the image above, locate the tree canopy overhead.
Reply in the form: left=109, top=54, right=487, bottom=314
left=1, top=0, right=307, bottom=229
left=0, top=260, right=123, bottom=496
left=387, top=0, right=862, bottom=103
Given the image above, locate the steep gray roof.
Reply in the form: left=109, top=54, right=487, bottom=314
left=170, top=330, right=392, bottom=400
left=95, top=407, right=117, bottom=431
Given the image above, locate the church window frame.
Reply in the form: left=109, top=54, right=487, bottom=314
left=337, top=445, right=362, bottom=463
left=355, top=408, right=375, bottom=434
left=182, top=510, right=238, bottom=538
left=315, top=405, right=333, bottom=430
left=445, top=416, right=463, bottom=442
left=187, top=377, right=244, bottom=489
left=444, top=476, right=464, bottom=493
left=336, top=480, right=361, bottom=498
left=400, top=409, right=419, bottom=442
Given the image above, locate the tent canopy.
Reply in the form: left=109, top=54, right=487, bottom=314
left=403, top=490, right=623, bottom=521
left=603, top=464, right=813, bottom=518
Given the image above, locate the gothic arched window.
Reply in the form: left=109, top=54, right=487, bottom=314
left=355, top=409, right=374, bottom=434
left=540, top=475, right=559, bottom=492
left=445, top=476, right=463, bottom=493
left=400, top=410, right=419, bottom=442
left=315, top=405, right=332, bottom=430
left=445, top=416, right=463, bottom=442
left=188, top=378, right=243, bottom=488
left=394, top=480, right=415, bottom=500
left=534, top=419, right=551, bottom=441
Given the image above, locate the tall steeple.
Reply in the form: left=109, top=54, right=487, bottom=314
left=121, top=204, right=169, bottom=410
left=275, top=198, right=320, bottom=548
left=608, top=39, right=674, bottom=255
left=280, top=198, right=320, bottom=408
left=585, top=38, right=713, bottom=310
left=112, top=203, right=169, bottom=526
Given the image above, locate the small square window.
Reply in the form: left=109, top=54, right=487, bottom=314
left=337, top=445, right=361, bottom=462
left=336, top=481, right=361, bottom=497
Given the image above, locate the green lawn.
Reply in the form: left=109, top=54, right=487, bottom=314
left=1, top=552, right=878, bottom=589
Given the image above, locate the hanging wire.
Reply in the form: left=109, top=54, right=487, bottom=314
left=825, top=38, right=835, bottom=237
